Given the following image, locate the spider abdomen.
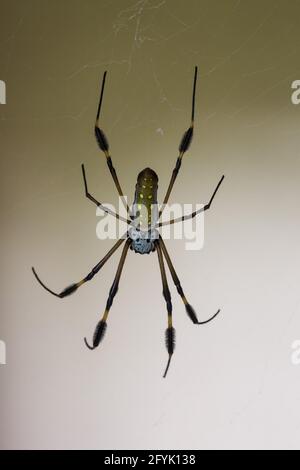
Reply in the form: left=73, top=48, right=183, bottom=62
left=132, top=168, right=159, bottom=230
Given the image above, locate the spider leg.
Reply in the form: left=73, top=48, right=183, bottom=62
left=156, top=241, right=175, bottom=378
left=81, top=164, right=131, bottom=225
left=32, top=238, right=125, bottom=299
left=159, top=66, right=198, bottom=219
left=84, top=238, right=131, bottom=350
left=158, top=237, right=221, bottom=325
left=94, top=71, right=130, bottom=214
left=158, top=175, right=225, bottom=228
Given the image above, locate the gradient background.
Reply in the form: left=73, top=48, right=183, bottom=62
left=1, top=0, right=300, bottom=450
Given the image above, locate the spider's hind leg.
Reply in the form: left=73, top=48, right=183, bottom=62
left=94, top=71, right=130, bottom=214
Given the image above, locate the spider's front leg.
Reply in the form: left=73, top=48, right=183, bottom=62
left=155, top=241, right=175, bottom=378
left=32, top=238, right=125, bottom=298
left=159, top=237, right=221, bottom=325
left=84, top=238, right=131, bottom=350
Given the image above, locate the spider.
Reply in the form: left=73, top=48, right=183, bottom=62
left=32, top=66, right=225, bottom=377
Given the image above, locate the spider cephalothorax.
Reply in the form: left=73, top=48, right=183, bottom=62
left=32, top=67, right=225, bottom=377
left=128, top=226, right=158, bottom=255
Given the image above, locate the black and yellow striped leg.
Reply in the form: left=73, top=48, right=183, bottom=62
left=157, top=175, right=225, bottom=228
left=81, top=164, right=131, bottom=225
left=156, top=241, right=175, bottom=378
left=94, top=71, right=130, bottom=214
left=32, top=238, right=125, bottom=299
left=159, top=237, right=221, bottom=325
left=84, top=238, right=131, bottom=350
left=159, top=66, right=198, bottom=219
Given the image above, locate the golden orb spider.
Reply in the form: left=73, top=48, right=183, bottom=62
left=32, top=66, right=224, bottom=377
